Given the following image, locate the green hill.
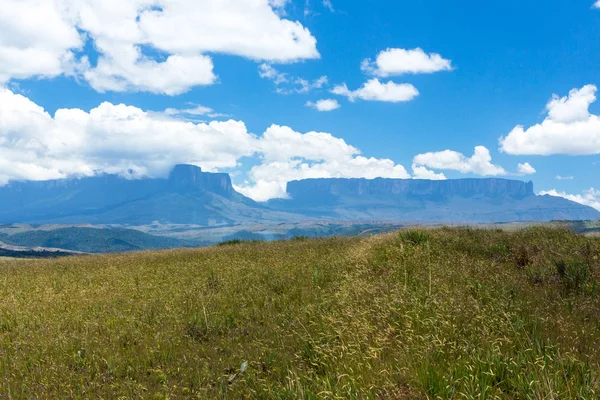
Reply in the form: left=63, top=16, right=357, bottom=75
left=1, top=227, right=190, bottom=253
left=0, top=227, right=599, bottom=398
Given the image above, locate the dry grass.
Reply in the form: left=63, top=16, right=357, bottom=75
left=0, top=227, right=599, bottom=398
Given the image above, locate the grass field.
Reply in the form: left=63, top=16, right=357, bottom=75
left=0, top=227, right=599, bottom=398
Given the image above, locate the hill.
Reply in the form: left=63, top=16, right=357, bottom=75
left=0, top=226, right=190, bottom=253
left=0, top=165, right=598, bottom=226
left=0, top=228, right=599, bottom=397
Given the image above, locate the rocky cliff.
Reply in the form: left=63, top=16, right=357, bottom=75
left=0, top=165, right=260, bottom=225
left=274, top=177, right=599, bottom=222
left=0, top=168, right=598, bottom=225
left=168, top=165, right=234, bottom=195
left=287, top=178, right=535, bottom=200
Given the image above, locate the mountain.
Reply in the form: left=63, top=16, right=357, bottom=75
left=0, top=165, right=297, bottom=225
left=268, top=178, right=600, bottom=222
left=0, top=167, right=597, bottom=226
left=0, top=227, right=191, bottom=253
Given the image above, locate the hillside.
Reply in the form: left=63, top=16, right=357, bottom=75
left=0, top=166, right=598, bottom=226
left=0, top=227, right=190, bottom=253
left=1, top=228, right=599, bottom=397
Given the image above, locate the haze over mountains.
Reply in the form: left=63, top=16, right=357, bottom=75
left=0, top=164, right=598, bottom=226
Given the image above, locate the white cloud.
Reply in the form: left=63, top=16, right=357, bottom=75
left=259, top=64, right=327, bottom=94
left=411, top=165, right=447, bottom=180
left=323, top=0, right=334, bottom=12
left=500, top=85, right=600, bottom=155
left=1, top=0, right=319, bottom=94
left=164, top=105, right=213, bottom=116
left=257, top=125, right=359, bottom=162
left=259, top=64, right=288, bottom=85
left=269, top=0, right=290, bottom=12
left=556, top=175, right=574, bottom=180
left=234, top=180, right=288, bottom=202
left=305, top=99, right=340, bottom=111
left=539, top=188, right=600, bottom=211
left=0, top=88, right=411, bottom=201
left=517, top=162, right=536, bottom=175
left=0, top=0, right=83, bottom=83
left=163, top=104, right=227, bottom=119
left=593, top=1, right=600, bottom=9
left=413, top=146, right=507, bottom=176
left=546, top=85, right=596, bottom=124
left=332, top=78, right=419, bottom=103
left=235, top=124, right=410, bottom=201
left=83, top=53, right=216, bottom=96
left=361, top=48, right=453, bottom=77
left=0, top=87, right=256, bottom=184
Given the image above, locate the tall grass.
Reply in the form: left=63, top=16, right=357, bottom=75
left=0, top=228, right=598, bottom=398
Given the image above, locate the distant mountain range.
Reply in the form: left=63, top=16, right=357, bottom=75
left=0, top=164, right=598, bottom=225
left=270, top=178, right=600, bottom=222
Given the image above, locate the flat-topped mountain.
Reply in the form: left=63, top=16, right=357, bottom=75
left=168, top=164, right=234, bottom=195
left=0, top=166, right=598, bottom=225
left=270, top=177, right=600, bottom=223
left=0, top=165, right=296, bottom=225
left=287, top=178, right=534, bottom=202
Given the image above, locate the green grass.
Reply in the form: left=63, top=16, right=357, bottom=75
left=0, top=227, right=599, bottom=398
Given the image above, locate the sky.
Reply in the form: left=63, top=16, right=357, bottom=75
left=0, top=0, right=599, bottom=210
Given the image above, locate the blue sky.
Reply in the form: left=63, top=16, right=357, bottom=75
left=1, top=0, right=599, bottom=208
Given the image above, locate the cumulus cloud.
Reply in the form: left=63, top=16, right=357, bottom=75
left=517, top=162, right=536, bottom=175
left=0, top=87, right=256, bottom=184
left=0, top=88, right=411, bottom=201
left=259, top=64, right=327, bottom=94
left=539, top=188, right=600, bottom=211
left=361, top=48, right=452, bottom=77
left=411, top=165, right=447, bottom=180
left=305, top=99, right=340, bottom=111
left=332, top=78, right=419, bottom=103
left=0, top=0, right=83, bottom=83
left=1, top=0, right=319, bottom=94
left=234, top=125, right=410, bottom=201
left=413, top=146, right=507, bottom=176
left=500, top=85, right=600, bottom=155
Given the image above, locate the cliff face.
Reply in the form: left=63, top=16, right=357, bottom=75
left=1, top=165, right=234, bottom=201
left=168, top=165, right=233, bottom=195
left=274, top=177, right=600, bottom=222
left=0, top=170, right=597, bottom=225
left=287, top=178, right=535, bottom=200
left=0, top=165, right=241, bottom=224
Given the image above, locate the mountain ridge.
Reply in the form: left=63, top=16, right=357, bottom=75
left=0, top=165, right=598, bottom=224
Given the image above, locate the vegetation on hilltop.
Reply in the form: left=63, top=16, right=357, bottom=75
left=1, top=227, right=189, bottom=254
left=0, top=228, right=599, bottom=398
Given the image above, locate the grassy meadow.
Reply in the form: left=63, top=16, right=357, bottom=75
left=0, top=227, right=599, bottom=398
